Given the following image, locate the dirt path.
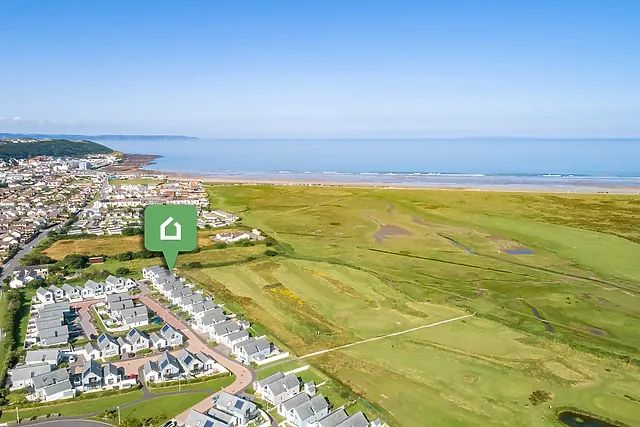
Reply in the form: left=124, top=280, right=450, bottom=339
left=299, top=313, right=475, bottom=359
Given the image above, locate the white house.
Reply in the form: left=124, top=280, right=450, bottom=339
left=36, top=287, right=54, bottom=304
left=220, top=329, right=249, bottom=348
left=25, top=349, right=62, bottom=366
left=159, top=324, right=183, bottom=347
left=254, top=371, right=300, bottom=405
left=84, top=280, right=104, bottom=297
left=61, top=283, right=82, bottom=301
left=8, top=363, right=52, bottom=390
left=97, top=333, right=121, bottom=358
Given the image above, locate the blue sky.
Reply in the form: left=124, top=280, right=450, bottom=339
left=1, top=0, right=639, bottom=138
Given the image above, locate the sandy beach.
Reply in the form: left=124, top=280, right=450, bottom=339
left=108, top=152, right=640, bottom=195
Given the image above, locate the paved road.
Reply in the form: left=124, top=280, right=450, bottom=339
left=135, top=283, right=256, bottom=421
left=0, top=223, right=64, bottom=283
left=21, top=420, right=114, bottom=427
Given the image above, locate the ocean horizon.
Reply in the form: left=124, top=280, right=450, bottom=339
left=99, top=138, right=640, bottom=190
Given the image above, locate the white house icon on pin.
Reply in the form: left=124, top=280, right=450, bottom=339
left=160, top=216, right=182, bottom=241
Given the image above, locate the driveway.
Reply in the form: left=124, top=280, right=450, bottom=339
left=71, top=299, right=102, bottom=339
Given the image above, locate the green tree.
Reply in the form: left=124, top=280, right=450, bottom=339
left=116, top=267, right=131, bottom=276
left=62, top=254, right=89, bottom=270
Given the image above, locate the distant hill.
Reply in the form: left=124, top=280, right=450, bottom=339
left=0, top=139, right=113, bottom=160
left=0, top=133, right=199, bottom=141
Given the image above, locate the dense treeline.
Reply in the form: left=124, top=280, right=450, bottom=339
left=0, top=290, right=24, bottom=405
left=0, top=139, right=112, bottom=160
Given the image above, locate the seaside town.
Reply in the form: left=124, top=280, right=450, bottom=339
left=0, top=148, right=388, bottom=427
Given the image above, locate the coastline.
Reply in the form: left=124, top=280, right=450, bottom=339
left=114, top=152, right=640, bottom=195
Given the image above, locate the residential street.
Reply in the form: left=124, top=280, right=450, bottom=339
left=71, top=299, right=101, bottom=339
left=0, top=222, right=64, bottom=283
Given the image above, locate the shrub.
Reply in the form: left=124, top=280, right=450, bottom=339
left=264, top=249, right=278, bottom=257
left=185, top=261, right=203, bottom=269
left=529, top=390, right=552, bottom=406
left=116, top=267, right=131, bottom=275
left=213, top=242, right=227, bottom=249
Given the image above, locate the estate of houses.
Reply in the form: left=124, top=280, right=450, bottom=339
left=144, top=265, right=278, bottom=364
left=6, top=348, right=137, bottom=402
left=143, top=348, right=227, bottom=383
left=0, top=151, right=116, bottom=261
left=26, top=301, right=72, bottom=347
left=184, top=369, right=385, bottom=427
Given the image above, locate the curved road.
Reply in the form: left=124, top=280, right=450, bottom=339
left=136, top=283, right=256, bottom=421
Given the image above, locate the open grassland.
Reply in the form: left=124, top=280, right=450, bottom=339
left=43, top=236, right=145, bottom=258
left=189, top=185, right=640, bottom=427
left=115, top=393, right=209, bottom=425
left=43, top=230, right=258, bottom=263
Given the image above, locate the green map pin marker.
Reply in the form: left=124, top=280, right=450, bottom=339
left=145, top=205, right=197, bottom=270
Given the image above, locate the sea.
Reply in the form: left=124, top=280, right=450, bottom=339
left=98, top=138, right=640, bottom=191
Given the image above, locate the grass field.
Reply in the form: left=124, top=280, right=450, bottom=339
left=148, top=373, right=235, bottom=393
left=115, top=393, right=209, bottom=425
left=43, top=236, right=145, bottom=258
left=185, top=185, right=640, bottom=427
left=0, top=389, right=144, bottom=422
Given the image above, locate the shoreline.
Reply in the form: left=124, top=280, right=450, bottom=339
left=114, top=153, right=640, bottom=195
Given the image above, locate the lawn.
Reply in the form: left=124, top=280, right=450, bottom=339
left=191, top=184, right=640, bottom=427
left=115, top=392, right=209, bottom=425
left=148, top=373, right=235, bottom=393
left=0, top=389, right=144, bottom=422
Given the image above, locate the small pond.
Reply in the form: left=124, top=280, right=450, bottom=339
left=558, top=411, right=620, bottom=427
left=505, top=248, right=534, bottom=255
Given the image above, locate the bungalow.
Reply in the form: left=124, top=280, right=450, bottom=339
left=84, top=280, right=104, bottom=297
left=149, top=332, right=167, bottom=350
left=254, top=371, right=300, bottom=405
left=110, top=300, right=135, bottom=319
left=39, top=325, right=69, bottom=347
left=158, top=280, right=183, bottom=295
left=29, top=368, right=71, bottom=401
left=189, top=299, right=217, bottom=319
left=178, top=293, right=204, bottom=311
left=123, top=328, right=150, bottom=352
left=25, top=349, right=62, bottom=366
left=210, top=320, right=243, bottom=342
left=82, top=359, right=103, bottom=390
left=159, top=324, right=183, bottom=347
left=220, top=329, right=249, bottom=348
left=41, top=379, right=75, bottom=402
left=36, top=287, right=54, bottom=304
left=84, top=342, right=101, bottom=360
left=124, top=278, right=137, bottom=290
left=234, top=336, right=272, bottom=364
left=176, top=349, right=203, bottom=375
left=279, top=393, right=329, bottom=427
left=103, top=363, right=122, bottom=387
left=105, top=293, right=133, bottom=310
left=121, top=306, right=149, bottom=328
left=10, top=266, right=49, bottom=288
left=97, top=333, right=121, bottom=358
left=48, top=285, right=64, bottom=301
left=104, top=275, right=126, bottom=294
left=184, top=410, right=219, bottom=427
left=168, top=287, right=193, bottom=304
left=195, top=351, right=227, bottom=374
left=35, top=317, right=63, bottom=334
left=61, top=283, right=82, bottom=300
left=144, top=351, right=181, bottom=382
left=197, top=308, right=227, bottom=332
left=212, top=391, right=258, bottom=425
left=8, top=363, right=52, bottom=390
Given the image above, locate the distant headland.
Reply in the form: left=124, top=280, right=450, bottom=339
left=0, top=133, right=200, bottom=141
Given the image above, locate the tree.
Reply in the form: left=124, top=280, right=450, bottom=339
left=20, top=253, right=55, bottom=266
left=122, top=227, right=143, bottom=236
left=62, top=254, right=89, bottom=270
left=115, top=267, right=131, bottom=276
left=264, top=249, right=278, bottom=257
left=25, top=278, right=46, bottom=289
left=114, top=251, right=133, bottom=261
left=265, top=237, right=277, bottom=247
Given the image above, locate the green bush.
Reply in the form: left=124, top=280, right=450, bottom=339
left=264, top=249, right=278, bottom=257
left=213, top=242, right=227, bottom=249
left=529, top=390, right=552, bottom=406
left=116, top=267, right=131, bottom=275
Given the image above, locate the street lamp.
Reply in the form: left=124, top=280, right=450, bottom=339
left=117, top=406, right=121, bottom=425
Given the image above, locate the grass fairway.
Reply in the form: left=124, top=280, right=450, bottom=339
left=187, top=184, right=640, bottom=427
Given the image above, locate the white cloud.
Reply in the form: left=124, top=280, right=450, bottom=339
left=12, top=116, right=21, bottom=121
